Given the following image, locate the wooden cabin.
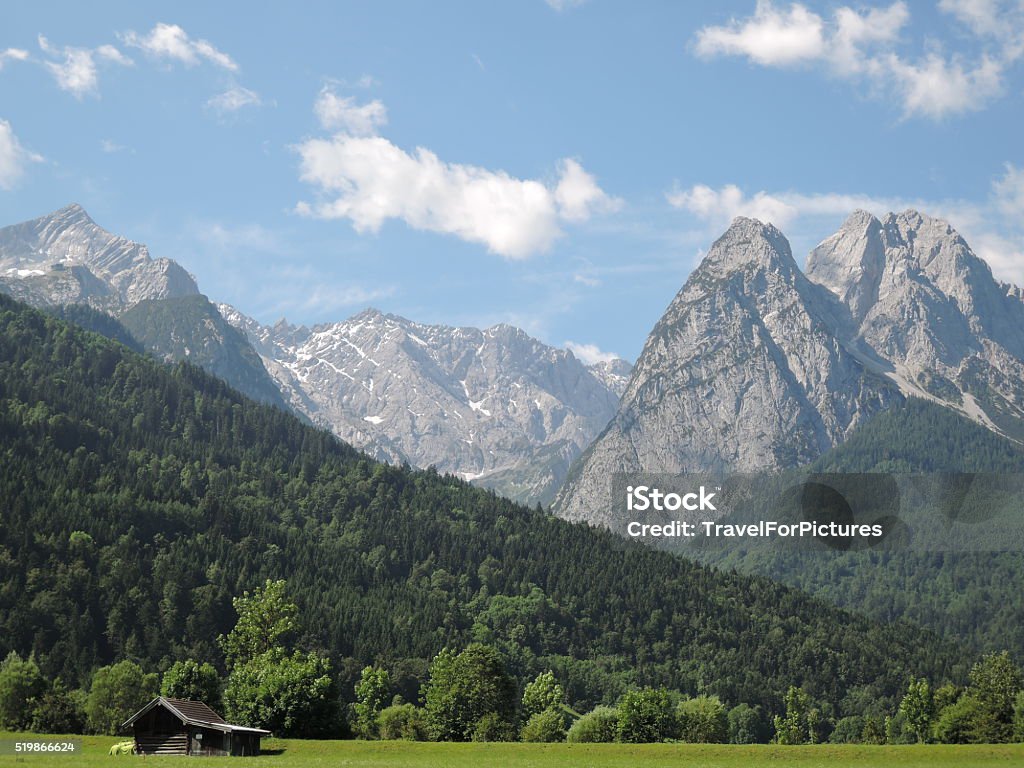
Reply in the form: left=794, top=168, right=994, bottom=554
left=122, top=697, right=270, bottom=756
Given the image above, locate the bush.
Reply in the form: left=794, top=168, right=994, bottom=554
left=934, top=696, right=985, bottom=744
left=885, top=712, right=916, bottom=744
left=30, top=680, right=86, bottom=734
left=471, top=712, right=516, bottom=742
left=830, top=716, right=865, bottom=744
left=861, top=715, right=886, bottom=744
left=566, top=706, right=618, bottom=743
left=676, top=695, right=727, bottom=743
left=727, top=703, right=770, bottom=744
left=520, top=708, right=566, bottom=743
left=378, top=703, right=428, bottom=741
left=617, top=688, right=676, bottom=743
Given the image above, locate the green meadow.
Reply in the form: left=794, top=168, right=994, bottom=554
left=3, top=735, right=1024, bottom=768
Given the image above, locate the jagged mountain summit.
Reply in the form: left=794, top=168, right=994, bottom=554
left=806, top=209, right=1024, bottom=441
left=219, top=304, right=626, bottom=505
left=553, top=216, right=899, bottom=525
left=0, top=205, right=284, bottom=407
left=0, top=203, right=199, bottom=310
left=553, top=211, right=1024, bottom=527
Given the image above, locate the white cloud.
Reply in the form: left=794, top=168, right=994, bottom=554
left=0, top=48, right=29, bottom=69
left=666, top=182, right=938, bottom=230
left=37, top=35, right=132, bottom=98
left=994, top=164, right=1024, bottom=217
left=554, top=159, right=622, bottom=221
left=694, top=1, right=826, bottom=66
left=207, top=85, right=262, bottom=114
left=938, top=0, right=1003, bottom=38
left=121, top=23, right=238, bottom=71
left=295, top=133, right=618, bottom=259
left=95, top=44, right=132, bottom=66
left=667, top=174, right=1024, bottom=290
left=314, top=88, right=387, bottom=135
left=565, top=341, right=619, bottom=365
left=693, top=1, right=1023, bottom=119
left=0, top=119, right=42, bottom=190
left=880, top=52, right=1004, bottom=120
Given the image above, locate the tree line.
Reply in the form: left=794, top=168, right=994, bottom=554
left=2, top=579, right=1022, bottom=745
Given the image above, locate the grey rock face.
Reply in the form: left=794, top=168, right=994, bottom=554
left=553, top=217, right=900, bottom=526
left=0, top=204, right=199, bottom=310
left=807, top=209, right=1024, bottom=441
left=586, top=358, right=632, bottom=397
left=557, top=210, right=1024, bottom=528
left=220, top=305, right=622, bottom=505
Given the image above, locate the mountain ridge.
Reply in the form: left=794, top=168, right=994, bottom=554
left=555, top=209, right=1024, bottom=525
left=218, top=302, right=629, bottom=505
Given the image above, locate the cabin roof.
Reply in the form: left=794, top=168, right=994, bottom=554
left=122, top=696, right=271, bottom=734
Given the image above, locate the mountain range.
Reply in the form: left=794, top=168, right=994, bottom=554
left=6, top=204, right=1024, bottom=515
left=554, top=210, right=1024, bottom=524
left=0, top=204, right=629, bottom=505
left=217, top=305, right=624, bottom=504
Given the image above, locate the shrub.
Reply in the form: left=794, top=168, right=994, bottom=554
left=378, top=703, right=428, bottom=741
left=520, top=708, right=566, bottom=743
left=934, top=696, right=985, bottom=744
left=727, top=703, right=770, bottom=744
left=471, top=712, right=516, bottom=742
left=617, top=688, right=676, bottom=743
left=30, top=680, right=85, bottom=734
left=566, top=706, right=618, bottom=743
left=830, top=716, right=865, bottom=744
left=676, top=695, right=727, bottom=743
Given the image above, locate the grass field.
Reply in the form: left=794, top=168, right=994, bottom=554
left=3, top=734, right=1024, bottom=768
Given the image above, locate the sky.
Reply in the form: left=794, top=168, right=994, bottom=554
left=1, top=0, right=1023, bottom=363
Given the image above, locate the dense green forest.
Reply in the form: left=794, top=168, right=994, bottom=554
left=0, top=293, right=967, bottom=723
left=696, top=398, right=1024, bottom=658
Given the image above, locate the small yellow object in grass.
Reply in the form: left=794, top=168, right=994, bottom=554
left=108, top=741, right=135, bottom=755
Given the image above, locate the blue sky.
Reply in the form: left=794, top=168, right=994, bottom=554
left=1, top=1, right=1022, bottom=363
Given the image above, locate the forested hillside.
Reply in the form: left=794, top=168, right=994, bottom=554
left=699, top=398, right=1024, bottom=658
left=0, top=293, right=966, bottom=719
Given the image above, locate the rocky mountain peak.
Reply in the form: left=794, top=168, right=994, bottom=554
left=806, top=209, right=885, bottom=324
left=0, top=204, right=199, bottom=311
left=700, top=216, right=798, bottom=278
